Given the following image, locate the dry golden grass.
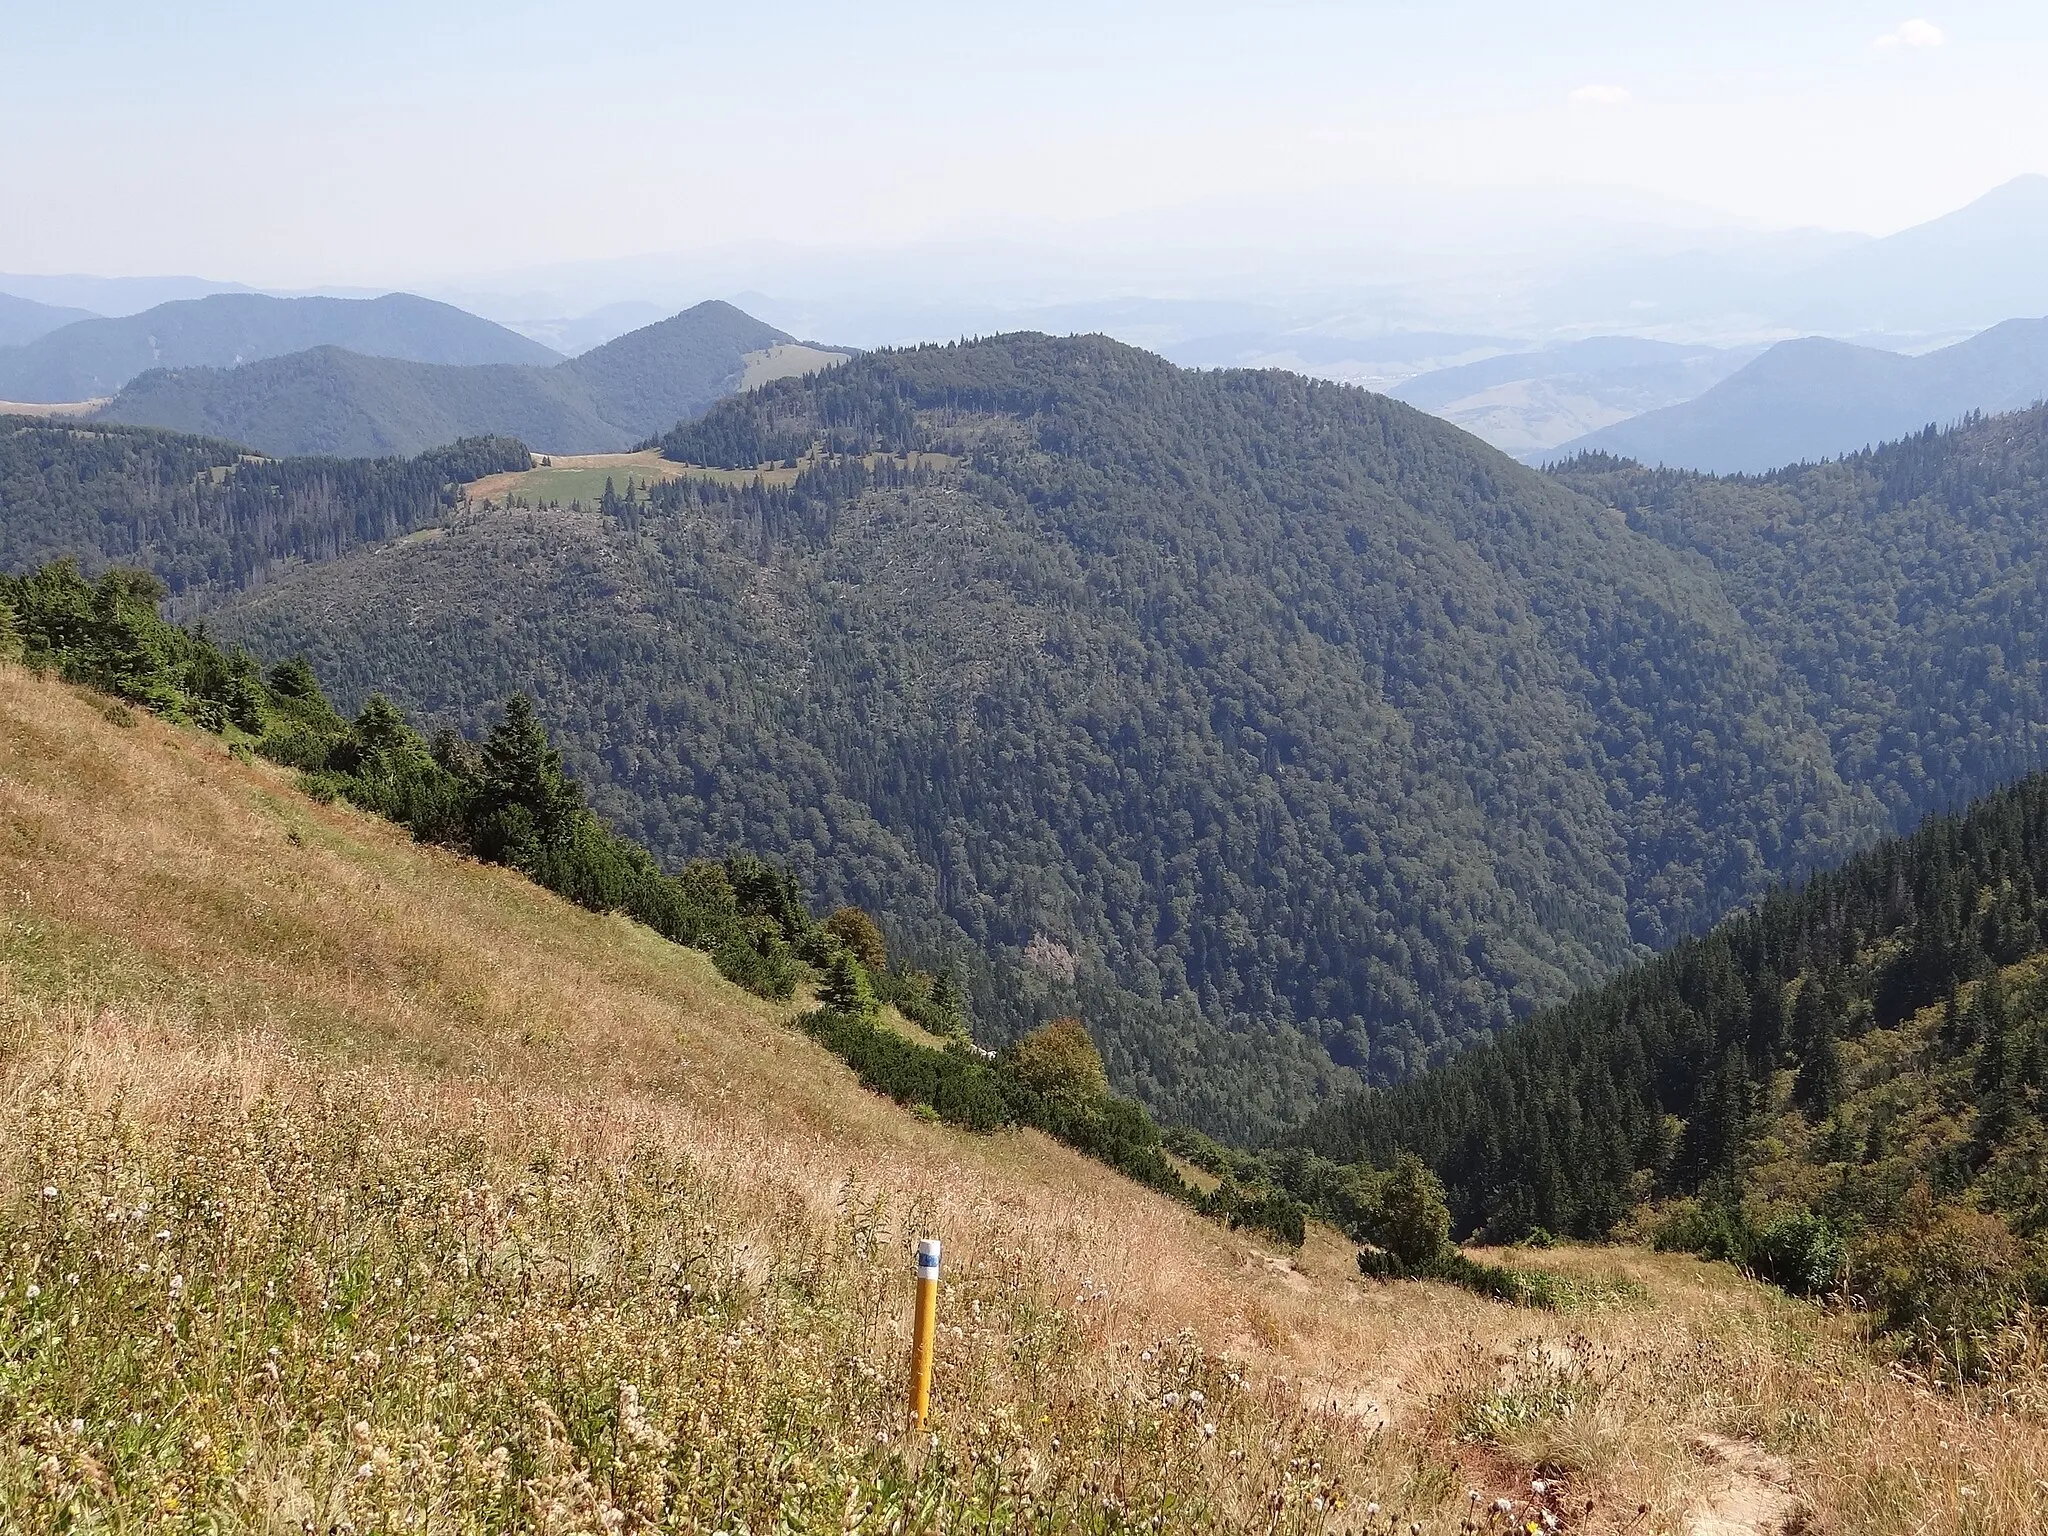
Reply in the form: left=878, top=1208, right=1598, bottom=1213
left=3, top=665, right=2046, bottom=1532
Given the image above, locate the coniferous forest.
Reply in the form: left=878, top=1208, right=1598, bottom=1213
left=11, top=344, right=2048, bottom=1144
left=192, top=341, right=2048, bottom=1138
left=9, top=333, right=2048, bottom=1349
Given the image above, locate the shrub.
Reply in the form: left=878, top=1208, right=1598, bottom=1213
left=1850, top=1196, right=2037, bottom=1356
left=1648, top=1197, right=1751, bottom=1264
left=1200, top=1181, right=1307, bottom=1248
left=1007, top=1017, right=1109, bottom=1101
left=1370, top=1152, right=1452, bottom=1271
left=714, top=917, right=800, bottom=1001
left=1750, top=1211, right=1845, bottom=1296
left=823, top=905, right=887, bottom=971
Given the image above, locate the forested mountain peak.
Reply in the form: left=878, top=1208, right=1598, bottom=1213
left=21, top=339, right=2048, bottom=1148
left=1552, top=316, right=2048, bottom=473
left=90, top=300, right=842, bottom=458
left=206, top=331, right=1884, bottom=1135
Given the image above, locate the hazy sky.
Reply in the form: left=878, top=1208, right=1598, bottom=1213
left=5, top=0, right=2046, bottom=286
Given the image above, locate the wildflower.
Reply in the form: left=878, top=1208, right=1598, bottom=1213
left=1531, top=1479, right=1546, bottom=1495
left=1367, top=1503, right=1381, bottom=1518
left=42, top=1186, right=57, bottom=1200
left=25, top=1283, right=39, bottom=1300
left=169, top=1274, right=185, bottom=1295
left=156, top=1229, right=171, bottom=1242
left=1200, top=1421, right=1216, bottom=1439
left=1495, top=1497, right=1514, bottom=1514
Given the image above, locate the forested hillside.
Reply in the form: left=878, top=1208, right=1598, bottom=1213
left=1556, top=409, right=2048, bottom=830
left=0, top=291, right=557, bottom=402
left=94, top=300, right=834, bottom=457
left=98, top=348, right=629, bottom=459
left=20, top=338, right=2048, bottom=1145
left=1284, top=761, right=2048, bottom=1351
left=199, top=334, right=1893, bottom=1136
left=0, top=415, right=526, bottom=592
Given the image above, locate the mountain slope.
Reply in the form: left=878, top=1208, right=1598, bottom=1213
left=0, top=291, right=560, bottom=402
left=0, top=415, right=527, bottom=591
left=1784, top=173, right=2048, bottom=333
left=1284, top=752, right=2048, bottom=1352
left=1390, top=336, right=1757, bottom=458
left=91, top=300, right=847, bottom=456
left=1554, top=410, right=2048, bottom=827
left=1556, top=318, right=2048, bottom=472
left=2, top=658, right=2014, bottom=1533
left=98, top=347, right=626, bottom=458
left=0, top=291, right=96, bottom=348
left=196, top=333, right=1879, bottom=1135
left=561, top=299, right=800, bottom=437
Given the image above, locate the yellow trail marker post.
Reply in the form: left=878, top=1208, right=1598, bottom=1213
left=908, top=1237, right=941, bottom=1425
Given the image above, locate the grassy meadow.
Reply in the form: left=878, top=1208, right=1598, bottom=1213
left=462, top=448, right=961, bottom=508
left=736, top=343, right=851, bottom=393
left=3, top=666, right=2046, bottom=1532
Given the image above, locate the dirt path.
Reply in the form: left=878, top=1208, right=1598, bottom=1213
left=1688, top=1434, right=1809, bottom=1535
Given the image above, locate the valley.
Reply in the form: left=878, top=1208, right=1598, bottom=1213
left=12, top=10, right=2048, bottom=1532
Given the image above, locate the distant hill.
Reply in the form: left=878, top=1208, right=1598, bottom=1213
left=558, top=300, right=806, bottom=438
left=0, top=292, right=560, bottom=403
left=0, top=291, right=97, bottom=348
left=1553, top=318, right=2048, bottom=472
left=1782, top=174, right=2048, bottom=334
left=0, top=272, right=251, bottom=316
left=94, top=300, right=848, bottom=457
left=101, top=348, right=624, bottom=459
left=1389, top=336, right=1757, bottom=458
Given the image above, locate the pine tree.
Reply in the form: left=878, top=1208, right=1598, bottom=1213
left=471, top=694, right=584, bottom=858
left=820, top=946, right=876, bottom=1017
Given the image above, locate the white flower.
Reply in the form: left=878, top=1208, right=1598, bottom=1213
left=41, top=1187, right=57, bottom=1200
left=1200, top=1421, right=1216, bottom=1439
left=1532, top=1479, right=1547, bottom=1495
left=25, top=1284, right=40, bottom=1300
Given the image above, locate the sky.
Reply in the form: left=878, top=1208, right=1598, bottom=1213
left=3, top=0, right=2047, bottom=289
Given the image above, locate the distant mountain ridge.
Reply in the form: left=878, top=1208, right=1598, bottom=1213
left=94, top=301, right=846, bottom=457
left=1389, top=336, right=1759, bottom=457
left=1553, top=317, right=2048, bottom=472
left=0, top=292, right=98, bottom=350
left=1781, top=174, right=2048, bottom=334
left=0, top=292, right=561, bottom=403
